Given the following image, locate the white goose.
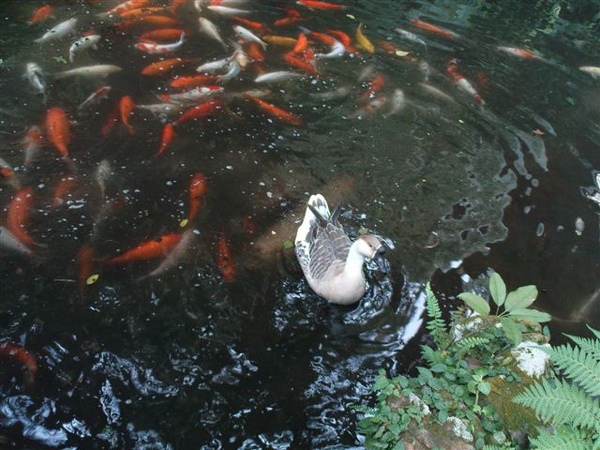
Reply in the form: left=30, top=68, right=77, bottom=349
left=295, top=194, right=387, bottom=305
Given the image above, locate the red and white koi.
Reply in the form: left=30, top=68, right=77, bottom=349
left=135, top=32, right=185, bottom=53
left=497, top=46, right=545, bottom=61
left=69, top=34, right=101, bottom=63
left=34, top=17, right=78, bottom=44
left=141, top=228, right=198, bottom=279
left=446, top=59, right=484, bottom=104
left=350, top=95, right=388, bottom=119
left=99, top=0, right=151, bottom=17
left=410, top=18, right=460, bottom=41
left=78, top=85, right=112, bottom=111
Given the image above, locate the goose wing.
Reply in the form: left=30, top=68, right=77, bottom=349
left=307, top=221, right=351, bottom=281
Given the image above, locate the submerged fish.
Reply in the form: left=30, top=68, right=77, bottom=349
left=69, top=34, right=101, bottom=63
left=25, top=62, right=47, bottom=100
left=52, top=64, right=122, bottom=79
left=34, top=17, right=78, bottom=44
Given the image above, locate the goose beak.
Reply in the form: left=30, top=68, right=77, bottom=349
left=374, top=247, right=388, bottom=273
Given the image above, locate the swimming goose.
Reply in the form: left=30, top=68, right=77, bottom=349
left=295, top=194, right=387, bottom=305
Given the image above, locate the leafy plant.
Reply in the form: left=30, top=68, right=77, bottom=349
left=458, top=272, right=551, bottom=345
left=513, top=326, right=600, bottom=449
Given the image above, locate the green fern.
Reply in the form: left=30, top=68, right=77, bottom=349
left=425, top=283, right=449, bottom=347
left=514, top=377, right=600, bottom=430
left=547, top=344, right=600, bottom=397
left=564, top=332, right=600, bottom=363
left=456, top=336, right=490, bottom=353
left=529, top=427, right=592, bottom=450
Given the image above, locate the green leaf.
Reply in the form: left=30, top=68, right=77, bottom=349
left=283, top=240, right=294, bottom=249
left=508, top=308, right=551, bottom=323
left=458, top=292, right=490, bottom=315
left=504, top=285, right=538, bottom=311
left=500, top=317, right=522, bottom=345
left=489, top=272, right=506, bottom=307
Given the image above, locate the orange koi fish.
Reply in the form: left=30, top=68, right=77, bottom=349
left=187, top=172, right=207, bottom=223
left=7, top=187, right=40, bottom=250
left=119, top=6, right=169, bottom=19
left=102, top=104, right=120, bottom=136
left=232, top=16, right=271, bottom=35
left=102, top=0, right=151, bottom=16
left=324, top=29, right=352, bottom=48
left=216, top=232, right=236, bottom=282
left=296, top=0, right=346, bottom=10
left=135, top=15, right=180, bottom=27
left=45, top=107, right=71, bottom=159
left=51, top=174, right=77, bottom=209
left=169, top=74, right=219, bottom=88
left=105, top=233, right=182, bottom=265
left=410, top=18, right=460, bottom=40
left=119, top=95, right=136, bottom=134
left=246, top=41, right=265, bottom=62
left=359, top=74, right=386, bottom=102
left=76, top=243, right=95, bottom=295
left=28, top=5, right=54, bottom=25
left=263, top=35, right=298, bottom=48
left=282, top=52, right=318, bottom=75
left=0, top=342, right=38, bottom=384
left=243, top=94, right=302, bottom=126
left=292, top=32, right=309, bottom=54
left=157, top=123, right=176, bottom=156
left=141, top=57, right=189, bottom=76
left=139, top=28, right=185, bottom=42
left=173, top=98, right=223, bottom=127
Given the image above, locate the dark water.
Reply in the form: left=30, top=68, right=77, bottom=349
left=0, top=0, right=599, bottom=448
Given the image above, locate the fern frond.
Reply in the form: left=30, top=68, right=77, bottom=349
left=456, top=336, right=490, bottom=352
left=425, top=283, right=449, bottom=347
left=514, top=378, right=600, bottom=431
left=548, top=344, right=600, bottom=397
left=529, top=427, right=591, bottom=450
left=565, top=333, right=600, bottom=363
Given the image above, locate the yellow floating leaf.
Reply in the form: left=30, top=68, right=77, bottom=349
left=180, top=218, right=189, bottom=228
left=346, top=14, right=356, bottom=20
left=395, top=50, right=410, bottom=57
left=86, top=274, right=100, bottom=285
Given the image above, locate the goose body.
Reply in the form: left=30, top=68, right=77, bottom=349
left=295, top=194, right=386, bottom=305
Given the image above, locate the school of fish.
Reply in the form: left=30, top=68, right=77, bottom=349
left=1, top=0, right=599, bottom=379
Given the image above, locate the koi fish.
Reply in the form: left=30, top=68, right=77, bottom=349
left=119, top=6, right=168, bottom=19
left=232, top=16, right=271, bottom=35
left=0, top=158, right=20, bottom=191
left=119, top=95, right=136, bottom=134
left=133, top=15, right=180, bottom=27
left=69, top=34, right=101, bottom=63
left=21, top=125, right=44, bottom=166
left=141, top=58, right=191, bottom=76
left=216, top=232, right=236, bottom=282
left=497, top=46, right=545, bottom=61
left=187, top=172, right=207, bottom=223
left=7, top=187, right=40, bottom=250
left=350, top=95, right=388, bottom=119
left=262, top=35, right=298, bottom=48
left=233, top=25, right=267, bottom=50
left=315, top=39, right=345, bottom=59
left=141, top=228, right=198, bottom=279
left=34, top=17, right=78, bottom=44
left=410, top=18, right=460, bottom=40
left=207, top=5, right=253, bottom=16
left=254, top=71, right=304, bottom=84
left=78, top=85, right=112, bottom=111
left=447, top=59, right=484, bottom=104
left=246, top=41, right=265, bottom=62
left=282, top=52, right=318, bottom=75
left=394, top=27, right=428, bottom=51
left=296, top=0, right=346, bottom=10
left=386, top=88, right=406, bottom=115
left=25, top=62, right=47, bottom=101
left=95, top=159, right=112, bottom=201
left=218, top=60, right=241, bottom=84
left=358, top=74, right=386, bottom=102
left=99, top=0, right=151, bottom=17
left=51, top=175, right=77, bottom=209
left=0, top=226, right=34, bottom=258
left=45, top=107, right=72, bottom=159
left=52, top=64, right=122, bottom=79
left=169, top=74, right=219, bottom=88
left=198, top=17, right=227, bottom=49
left=160, top=85, right=224, bottom=105
left=579, top=66, right=600, bottom=79
left=196, top=57, right=232, bottom=73
left=243, top=93, right=302, bottom=126
left=105, top=233, right=182, bottom=265
left=135, top=31, right=185, bottom=53
left=157, top=123, right=176, bottom=156
left=0, top=342, right=38, bottom=384
left=139, top=28, right=185, bottom=42
left=355, top=23, right=374, bottom=54
left=173, top=98, right=223, bottom=126
left=28, top=5, right=55, bottom=25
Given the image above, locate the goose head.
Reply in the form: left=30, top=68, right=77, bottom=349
left=354, top=234, right=388, bottom=272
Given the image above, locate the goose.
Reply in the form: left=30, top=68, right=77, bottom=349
left=295, top=194, right=387, bottom=305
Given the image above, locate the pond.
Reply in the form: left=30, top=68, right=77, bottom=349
left=0, top=0, right=598, bottom=448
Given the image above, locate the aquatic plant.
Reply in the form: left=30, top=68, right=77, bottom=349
left=357, top=272, right=551, bottom=449
left=513, top=326, right=600, bottom=449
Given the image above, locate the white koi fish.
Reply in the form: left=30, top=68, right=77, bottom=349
left=95, top=159, right=112, bottom=202
left=386, top=88, right=406, bottom=115
left=579, top=66, right=600, bottom=79
left=218, top=60, right=241, bottom=84
left=196, top=57, right=232, bottom=73
left=198, top=17, right=227, bottom=49
left=254, top=71, right=305, bottom=84
left=314, top=39, right=345, bottom=59
left=25, top=62, right=47, bottom=100
left=394, top=27, right=427, bottom=51
left=0, top=226, right=34, bottom=258
left=34, top=18, right=78, bottom=44
left=232, top=25, right=267, bottom=50
left=207, top=5, right=252, bottom=16
left=135, top=32, right=185, bottom=54
left=69, top=34, right=101, bottom=63
left=52, top=64, right=122, bottom=79
left=160, top=86, right=224, bottom=105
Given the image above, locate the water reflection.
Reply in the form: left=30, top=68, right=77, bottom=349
left=0, top=0, right=599, bottom=447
